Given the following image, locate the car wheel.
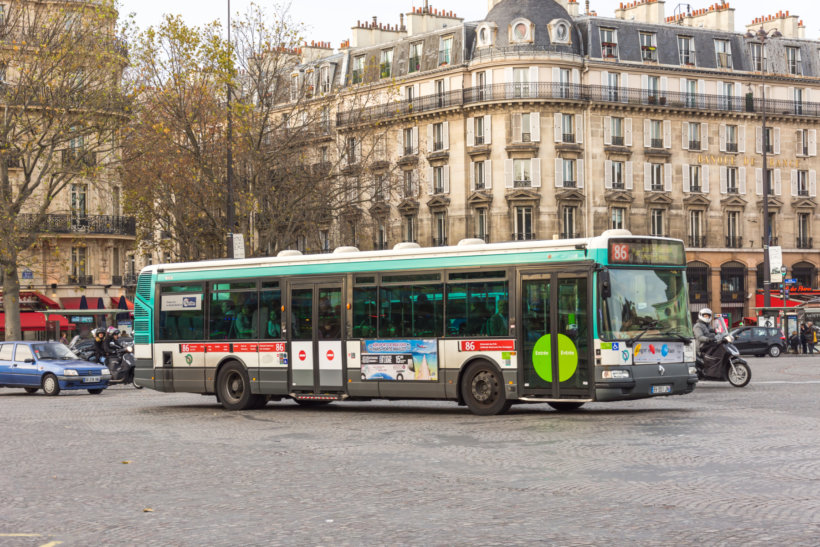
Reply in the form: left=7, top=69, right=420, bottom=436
left=461, top=361, right=511, bottom=416
left=42, top=374, right=60, bottom=396
left=548, top=402, right=585, bottom=412
left=768, top=345, right=782, bottom=358
left=87, top=389, right=104, bottom=395
left=216, top=362, right=262, bottom=411
left=24, top=387, right=38, bottom=394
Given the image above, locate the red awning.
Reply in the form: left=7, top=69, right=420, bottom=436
left=0, top=312, right=76, bottom=331
left=0, top=291, right=61, bottom=310
left=60, top=297, right=84, bottom=310
left=754, top=294, right=804, bottom=308
left=60, top=296, right=107, bottom=310
left=111, top=296, right=134, bottom=310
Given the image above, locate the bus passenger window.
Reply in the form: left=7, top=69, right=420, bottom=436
left=260, top=289, right=282, bottom=339
left=352, top=287, right=377, bottom=338
left=158, top=285, right=205, bottom=341
left=446, top=281, right=508, bottom=336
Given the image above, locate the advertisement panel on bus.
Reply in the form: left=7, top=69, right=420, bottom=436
left=361, top=339, right=438, bottom=381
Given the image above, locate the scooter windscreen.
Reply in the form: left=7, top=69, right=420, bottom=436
left=711, top=315, right=730, bottom=335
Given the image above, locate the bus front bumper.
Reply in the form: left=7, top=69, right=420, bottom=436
left=595, top=362, right=698, bottom=401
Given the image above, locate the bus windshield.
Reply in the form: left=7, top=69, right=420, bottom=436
left=600, top=268, right=692, bottom=340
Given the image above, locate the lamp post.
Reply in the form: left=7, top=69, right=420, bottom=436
left=226, top=0, right=235, bottom=258
left=745, top=26, right=782, bottom=309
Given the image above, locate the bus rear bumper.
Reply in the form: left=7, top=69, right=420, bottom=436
left=595, top=363, right=697, bottom=401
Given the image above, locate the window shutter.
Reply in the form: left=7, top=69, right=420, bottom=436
left=529, top=66, right=539, bottom=97
left=485, top=69, right=493, bottom=87
left=719, top=124, right=726, bottom=152
left=554, top=113, right=562, bottom=143
left=505, top=159, right=514, bottom=188
left=756, top=168, right=763, bottom=195
left=738, top=126, right=745, bottom=153
left=810, top=129, right=817, bottom=157
left=641, top=74, right=648, bottom=93
left=577, top=159, right=584, bottom=189
left=466, top=118, right=475, bottom=147
left=443, top=77, right=450, bottom=94
left=485, top=160, right=493, bottom=189
left=739, top=167, right=747, bottom=195
left=791, top=169, right=798, bottom=196
left=605, top=160, right=613, bottom=188
left=604, top=117, right=612, bottom=145
left=576, top=115, right=583, bottom=144
left=512, top=113, right=522, bottom=142
left=398, top=128, right=404, bottom=156
left=427, top=124, right=433, bottom=153
left=719, top=166, right=728, bottom=194
left=413, top=127, right=419, bottom=154
left=682, top=122, right=689, bottom=150
left=660, top=76, right=668, bottom=95
left=572, top=68, right=580, bottom=86
left=443, top=121, right=449, bottom=149
left=532, top=158, right=541, bottom=188
left=774, top=127, right=781, bottom=154
left=601, top=70, right=608, bottom=87
left=774, top=169, right=782, bottom=195
left=427, top=166, right=434, bottom=195
left=701, top=123, right=708, bottom=151
left=626, top=161, right=634, bottom=190
left=469, top=161, right=475, bottom=191
left=484, top=115, right=492, bottom=145
left=663, top=120, right=671, bottom=149
left=682, top=164, right=690, bottom=192
left=552, top=67, right=560, bottom=87
left=756, top=126, right=762, bottom=154
left=702, top=165, right=710, bottom=193
left=644, top=163, right=651, bottom=191
left=664, top=163, right=672, bottom=191
left=531, top=112, right=540, bottom=142
left=443, top=166, right=450, bottom=193
left=472, top=72, right=477, bottom=88
left=679, top=78, right=687, bottom=93
left=356, top=139, right=362, bottom=162
left=555, top=158, right=563, bottom=187
left=644, top=119, right=651, bottom=148
left=625, top=118, right=632, bottom=146
left=811, top=170, right=817, bottom=197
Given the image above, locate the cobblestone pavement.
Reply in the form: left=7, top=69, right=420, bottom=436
left=1, top=355, right=819, bottom=546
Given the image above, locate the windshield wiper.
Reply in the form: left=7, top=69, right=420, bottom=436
left=660, top=331, right=693, bottom=343
left=625, top=320, right=660, bottom=347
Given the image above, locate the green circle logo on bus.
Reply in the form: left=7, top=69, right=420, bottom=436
left=532, top=334, right=578, bottom=382
left=185, top=354, right=193, bottom=365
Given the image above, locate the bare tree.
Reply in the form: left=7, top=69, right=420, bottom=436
left=0, top=0, right=127, bottom=340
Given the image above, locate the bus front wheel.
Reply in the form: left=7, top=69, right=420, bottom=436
left=217, top=362, right=263, bottom=411
left=461, top=362, right=511, bottom=416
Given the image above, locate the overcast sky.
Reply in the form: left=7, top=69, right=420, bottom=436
left=120, top=0, right=820, bottom=46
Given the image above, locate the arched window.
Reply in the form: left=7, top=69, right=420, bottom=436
left=791, top=261, right=817, bottom=289
left=509, top=18, right=533, bottom=44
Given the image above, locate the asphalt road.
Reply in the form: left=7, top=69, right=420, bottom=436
left=1, top=355, right=819, bottom=546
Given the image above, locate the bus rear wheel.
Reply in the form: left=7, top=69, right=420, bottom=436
left=461, top=362, right=511, bottom=416
left=217, top=362, right=263, bottom=411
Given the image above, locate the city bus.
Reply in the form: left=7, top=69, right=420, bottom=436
left=133, top=230, right=698, bottom=415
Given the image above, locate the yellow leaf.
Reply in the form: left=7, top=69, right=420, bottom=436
left=121, top=460, right=131, bottom=464
left=143, top=508, right=154, bottom=512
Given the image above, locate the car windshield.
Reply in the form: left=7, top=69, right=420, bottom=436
left=32, top=343, right=79, bottom=360
left=600, top=268, right=692, bottom=340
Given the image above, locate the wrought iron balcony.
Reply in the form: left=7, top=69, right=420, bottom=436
left=432, top=237, right=448, bottom=247
left=512, top=232, right=535, bottom=241
left=611, top=136, right=625, bottom=146
left=61, top=149, right=97, bottom=168
left=562, top=133, right=575, bottom=144
left=726, top=236, right=743, bottom=248
left=689, top=140, right=701, bottom=150
left=17, top=214, right=136, bottom=236
left=68, top=275, right=94, bottom=286
left=726, top=142, right=738, bottom=153
left=560, top=232, right=580, bottom=239
left=797, top=237, right=813, bottom=249
left=650, top=138, right=664, bottom=149
left=688, top=235, right=706, bottom=247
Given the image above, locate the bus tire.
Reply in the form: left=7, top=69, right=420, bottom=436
left=461, top=361, right=511, bottom=416
left=217, top=362, right=261, bottom=411
left=548, top=402, right=585, bottom=412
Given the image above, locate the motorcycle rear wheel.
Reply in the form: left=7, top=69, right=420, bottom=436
left=727, top=362, right=751, bottom=387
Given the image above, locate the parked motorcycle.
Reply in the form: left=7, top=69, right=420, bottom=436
left=696, top=316, right=752, bottom=388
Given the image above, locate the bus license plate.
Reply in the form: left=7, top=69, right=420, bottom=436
left=83, top=376, right=101, bottom=383
left=651, top=384, right=672, bottom=394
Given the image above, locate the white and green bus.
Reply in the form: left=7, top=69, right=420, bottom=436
left=133, top=230, right=698, bottom=415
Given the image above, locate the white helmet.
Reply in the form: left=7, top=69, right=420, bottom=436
left=698, top=308, right=713, bottom=323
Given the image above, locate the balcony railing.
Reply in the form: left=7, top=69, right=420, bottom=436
left=17, top=214, right=136, bottom=236
left=336, top=82, right=820, bottom=127
left=68, top=275, right=94, bottom=286
left=690, top=185, right=702, bottom=193
left=562, top=133, right=575, bottom=143
left=432, top=237, right=448, bottom=247
left=61, top=149, right=97, bottom=168
left=562, top=180, right=577, bottom=188
left=689, top=140, right=701, bottom=150
left=611, top=181, right=625, bottom=190
left=797, top=237, right=813, bottom=249
left=650, top=138, right=664, bottom=149
left=726, top=142, right=738, bottom=153
left=688, top=235, right=706, bottom=247
left=762, top=237, right=779, bottom=246
left=720, top=290, right=745, bottom=303
left=560, top=232, right=580, bottom=239
left=611, top=136, right=625, bottom=146
left=726, top=236, right=743, bottom=248
left=512, top=232, right=536, bottom=241
left=112, top=275, right=123, bottom=286
left=514, top=180, right=532, bottom=188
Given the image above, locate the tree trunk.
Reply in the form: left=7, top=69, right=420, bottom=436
left=2, top=261, right=22, bottom=341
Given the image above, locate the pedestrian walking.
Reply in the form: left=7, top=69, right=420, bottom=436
left=800, top=322, right=811, bottom=354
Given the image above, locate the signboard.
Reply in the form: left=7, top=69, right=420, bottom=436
left=631, top=342, right=685, bottom=365
left=785, top=278, right=797, bottom=284
left=361, top=339, right=438, bottom=381
left=231, top=233, right=245, bottom=260
left=769, top=246, right=783, bottom=283
left=608, top=239, right=685, bottom=266
left=70, top=316, right=95, bottom=324
left=161, top=294, right=202, bottom=311
left=22, top=269, right=33, bottom=280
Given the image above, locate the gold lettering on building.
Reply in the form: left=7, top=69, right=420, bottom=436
left=695, top=155, right=803, bottom=169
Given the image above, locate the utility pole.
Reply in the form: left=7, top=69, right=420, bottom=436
left=226, top=0, right=235, bottom=258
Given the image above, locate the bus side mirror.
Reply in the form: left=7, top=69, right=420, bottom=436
left=600, top=271, right=611, bottom=299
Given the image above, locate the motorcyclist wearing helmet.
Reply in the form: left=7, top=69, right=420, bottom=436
left=104, top=326, right=122, bottom=355
left=92, top=328, right=108, bottom=363
left=693, top=308, right=729, bottom=374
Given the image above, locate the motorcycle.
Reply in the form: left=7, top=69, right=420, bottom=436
left=70, top=339, right=140, bottom=388
left=696, top=316, right=752, bottom=388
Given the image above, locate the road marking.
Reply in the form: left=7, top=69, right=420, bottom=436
left=39, top=542, right=63, bottom=547
left=0, top=534, right=41, bottom=537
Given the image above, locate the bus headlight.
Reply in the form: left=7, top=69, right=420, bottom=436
left=688, top=366, right=698, bottom=376
left=602, top=369, right=631, bottom=379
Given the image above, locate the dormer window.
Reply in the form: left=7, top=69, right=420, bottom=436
left=549, top=19, right=571, bottom=45
left=438, top=36, right=453, bottom=66
left=352, top=55, right=364, bottom=84
left=786, top=47, right=802, bottom=76
left=476, top=23, right=496, bottom=48
left=678, top=36, right=695, bottom=66
left=715, top=39, right=732, bottom=69
left=600, top=28, right=618, bottom=59
left=320, top=65, right=331, bottom=93
left=510, top=18, right=533, bottom=44
left=640, top=32, right=657, bottom=62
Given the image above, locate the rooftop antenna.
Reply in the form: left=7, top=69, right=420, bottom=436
left=585, top=0, right=590, bottom=15
left=672, top=3, right=692, bottom=23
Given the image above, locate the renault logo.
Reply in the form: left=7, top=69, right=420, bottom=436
left=658, top=365, right=666, bottom=376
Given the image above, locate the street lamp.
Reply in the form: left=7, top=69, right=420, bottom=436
left=226, top=0, right=236, bottom=258
left=745, top=26, right=782, bottom=309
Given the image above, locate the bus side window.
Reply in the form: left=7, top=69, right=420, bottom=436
left=352, top=287, right=377, bottom=338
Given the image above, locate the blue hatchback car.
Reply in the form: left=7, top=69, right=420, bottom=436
left=0, top=341, right=110, bottom=396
